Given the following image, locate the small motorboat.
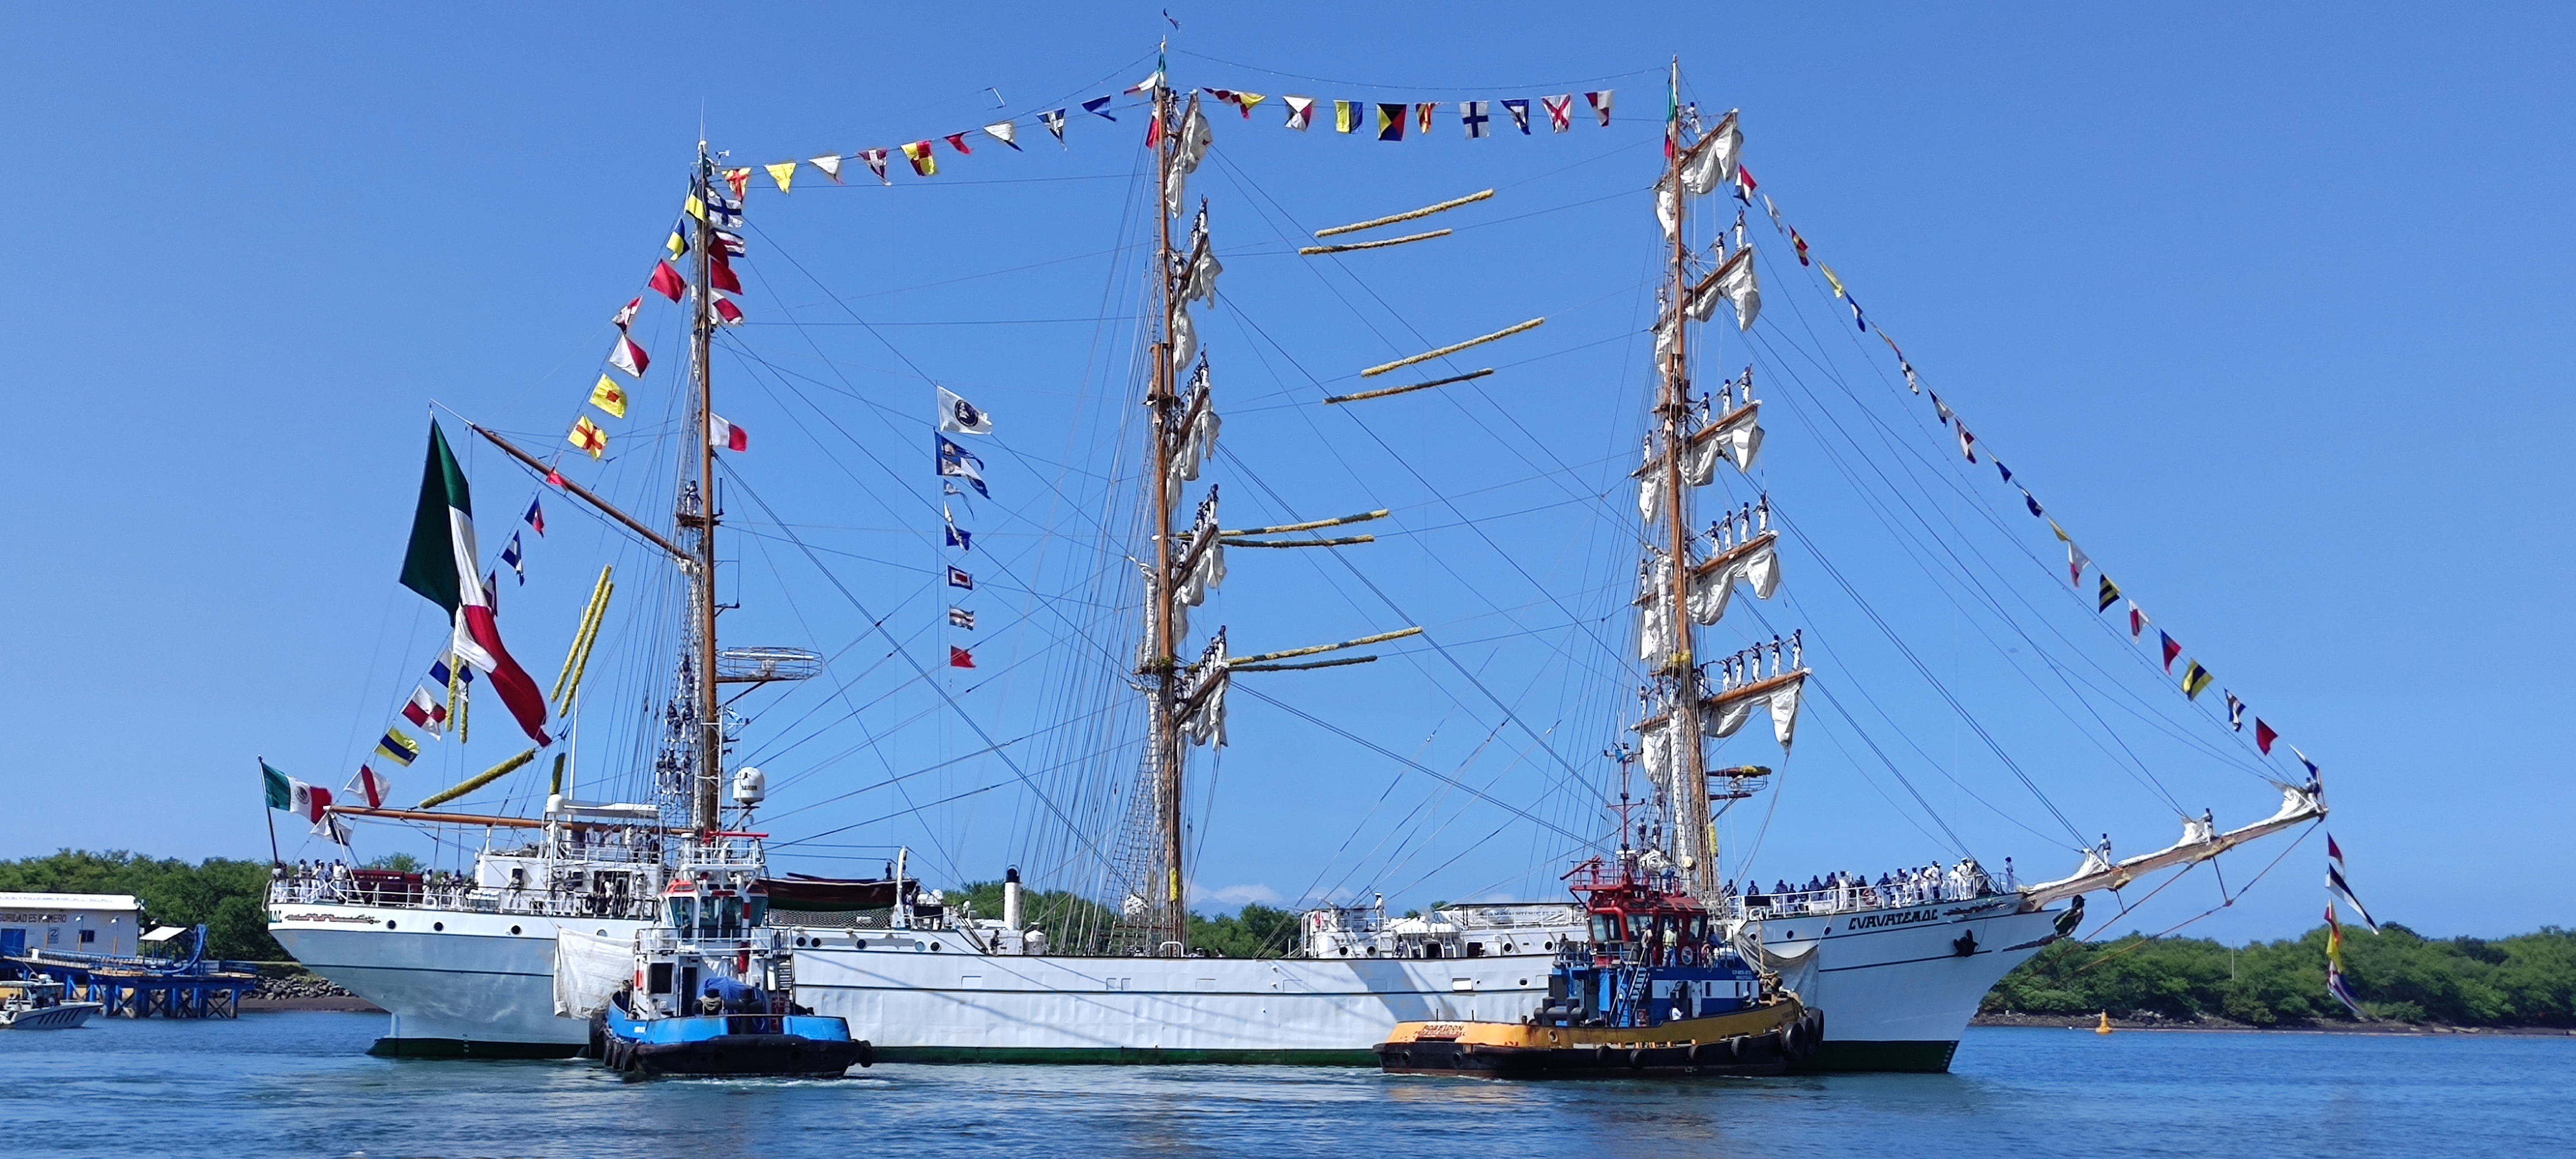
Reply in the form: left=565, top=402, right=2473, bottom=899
left=587, top=825, right=871, bottom=1079
left=1377, top=854, right=1819, bottom=1078
left=0, top=978, right=104, bottom=1030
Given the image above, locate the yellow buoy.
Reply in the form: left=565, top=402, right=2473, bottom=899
left=2095, top=1012, right=2115, bottom=1035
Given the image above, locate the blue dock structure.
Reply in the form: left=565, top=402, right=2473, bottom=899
left=2, top=925, right=260, bottom=1019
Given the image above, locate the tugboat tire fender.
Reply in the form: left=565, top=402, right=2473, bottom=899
left=855, top=1039, right=875, bottom=1069
left=1727, top=1035, right=1745, bottom=1060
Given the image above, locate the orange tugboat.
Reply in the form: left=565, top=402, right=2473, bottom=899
left=1376, top=854, right=1817, bottom=1078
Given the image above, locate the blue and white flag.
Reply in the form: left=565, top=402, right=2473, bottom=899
left=948, top=607, right=976, bottom=630
left=1460, top=101, right=1490, bottom=139
left=1041, top=109, right=1068, bottom=144
left=1501, top=99, right=1531, bottom=135
left=2326, top=835, right=2379, bottom=934
left=1082, top=95, right=1117, bottom=121
left=428, top=655, right=476, bottom=688
left=501, top=532, right=525, bottom=585
left=936, top=435, right=990, bottom=498
left=944, top=507, right=972, bottom=552
left=946, top=566, right=974, bottom=590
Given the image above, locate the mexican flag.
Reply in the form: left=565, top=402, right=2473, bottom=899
left=398, top=422, right=551, bottom=746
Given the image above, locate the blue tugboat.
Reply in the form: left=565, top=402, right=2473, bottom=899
left=586, top=773, right=871, bottom=1078
left=1376, top=853, right=1818, bottom=1078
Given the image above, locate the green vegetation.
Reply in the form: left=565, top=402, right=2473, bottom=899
left=950, top=881, right=1302, bottom=958
left=0, top=850, right=285, bottom=961
left=1986, top=924, right=2576, bottom=1027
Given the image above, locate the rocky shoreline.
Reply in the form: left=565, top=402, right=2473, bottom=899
left=240, top=973, right=382, bottom=1014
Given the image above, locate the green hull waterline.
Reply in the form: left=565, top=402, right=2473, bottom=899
left=368, top=1037, right=1961, bottom=1072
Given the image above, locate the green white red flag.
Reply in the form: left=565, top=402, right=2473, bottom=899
left=397, top=422, right=551, bottom=746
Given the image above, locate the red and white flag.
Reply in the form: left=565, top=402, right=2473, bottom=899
left=710, top=415, right=749, bottom=452
left=1584, top=89, right=1613, bottom=127
left=611, top=296, right=641, bottom=329
left=711, top=291, right=745, bottom=326
left=400, top=685, right=448, bottom=737
left=608, top=334, right=649, bottom=378
left=345, top=765, right=392, bottom=811
left=1542, top=94, right=1574, bottom=132
left=949, top=646, right=976, bottom=669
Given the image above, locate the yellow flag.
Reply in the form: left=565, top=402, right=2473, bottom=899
left=570, top=416, right=608, bottom=459
left=588, top=374, right=628, bottom=420
left=1239, top=93, right=1267, bottom=114
left=1335, top=100, right=1355, bottom=134
left=683, top=193, right=705, bottom=221
left=1819, top=263, right=1846, bottom=298
left=766, top=161, right=796, bottom=194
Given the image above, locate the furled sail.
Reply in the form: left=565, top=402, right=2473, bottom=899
left=1178, top=206, right=1223, bottom=308
left=1680, top=109, right=1742, bottom=196
left=1688, top=533, right=1780, bottom=625
left=1170, top=489, right=1226, bottom=641
left=1689, top=246, right=1760, bottom=331
left=1167, top=98, right=1213, bottom=220
left=2018, top=781, right=2328, bottom=908
left=1635, top=554, right=1678, bottom=661
left=1704, top=672, right=1805, bottom=751
left=1178, top=631, right=1230, bottom=746
left=1683, top=402, right=1764, bottom=483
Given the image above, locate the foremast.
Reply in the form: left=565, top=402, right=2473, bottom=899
left=1635, top=59, right=1804, bottom=901
left=686, top=143, right=723, bottom=834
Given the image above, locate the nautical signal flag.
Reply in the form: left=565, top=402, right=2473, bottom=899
left=611, top=297, right=640, bottom=330
left=1461, top=100, right=1491, bottom=139
left=375, top=727, right=421, bottom=767
left=1791, top=228, right=1811, bottom=266
left=2327, top=835, right=2379, bottom=933
left=2255, top=719, right=2279, bottom=755
left=1955, top=424, right=1977, bottom=464
left=608, top=334, right=648, bottom=378
left=1414, top=102, right=1439, bottom=135
left=1543, top=94, right=1573, bottom=132
left=428, top=654, right=475, bottom=689
left=649, top=260, right=686, bottom=302
left=2180, top=661, right=2214, bottom=700
left=2225, top=691, right=2247, bottom=731
left=2097, top=574, right=2121, bottom=613
left=1083, top=95, right=1116, bottom=121
left=810, top=154, right=844, bottom=183
left=2129, top=601, right=2148, bottom=640
left=589, top=375, right=628, bottom=420
left=720, top=167, right=751, bottom=199
left=1503, top=99, right=1531, bottom=134
left=346, top=765, right=392, bottom=811
left=902, top=141, right=937, bottom=177
left=1584, top=90, right=1613, bottom=126
left=937, top=435, right=990, bottom=497
left=949, top=646, right=976, bottom=669
left=1041, top=109, right=1069, bottom=142
left=523, top=497, right=545, bottom=537
left=715, top=229, right=746, bottom=258
left=949, top=607, right=975, bottom=630
left=402, top=686, right=448, bottom=735
left=1335, top=100, right=1356, bottom=134
left=1283, top=96, right=1314, bottom=131
left=946, top=566, right=973, bottom=590
left=2160, top=631, right=2182, bottom=672
left=944, top=132, right=973, bottom=156
left=707, top=249, right=742, bottom=294
left=666, top=220, right=689, bottom=259
left=709, top=415, right=748, bottom=452
left=501, top=532, right=525, bottom=585
left=570, top=417, right=608, bottom=459
left=1376, top=103, right=1405, bottom=141
left=766, top=160, right=796, bottom=193
left=984, top=121, right=1021, bottom=151
left=861, top=148, right=891, bottom=184
left=711, top=291, right=746, bottom=327
left=944, top=513, right=972, bottom=552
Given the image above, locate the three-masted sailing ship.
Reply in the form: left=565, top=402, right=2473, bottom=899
left=270, top=55, right=2326, bottom=1070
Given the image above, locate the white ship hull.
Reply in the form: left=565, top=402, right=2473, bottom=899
left=274, top=896, right=2064, bottom=1069
left=270, top=903, right=646, bottom=1058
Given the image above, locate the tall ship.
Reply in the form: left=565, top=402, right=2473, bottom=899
left=270, top=53, right=2326, bottom=1070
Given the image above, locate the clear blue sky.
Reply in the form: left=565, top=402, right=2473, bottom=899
left=5, top=3, right=2568, bottom=943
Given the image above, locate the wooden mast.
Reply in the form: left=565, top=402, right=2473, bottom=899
left=1146, top=70, right=1188, bottom=954
left=1658, top=57, right=1716, bottom=898
left=692, top=143, right=723, bottom=834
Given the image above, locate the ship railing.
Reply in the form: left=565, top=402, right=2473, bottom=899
left=1727, top=880, right=2010, bottom=920
left=266, top=877, right=662, bottom=920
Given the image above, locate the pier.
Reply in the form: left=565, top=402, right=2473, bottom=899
left=3, top=924, right=260, bottom=1019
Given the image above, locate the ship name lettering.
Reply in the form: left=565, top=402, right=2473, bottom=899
left=1847, top=908, right=1938, bottom=931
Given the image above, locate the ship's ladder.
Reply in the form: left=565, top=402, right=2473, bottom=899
left=1611, top=965, right=1652, bottom=1027
left=773, top=954, right=796, bottom=993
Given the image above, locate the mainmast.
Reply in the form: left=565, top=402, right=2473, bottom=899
left=1145, top=75, right=1187, bottom=952
left=1656, top=57, right=1713, bottom=896
left=691, top=143, right=722, bottom=833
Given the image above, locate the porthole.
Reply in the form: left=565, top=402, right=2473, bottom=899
left=511, top=925, right=523, bottom=935
left=433, top=922, right=444, bottom=932
left=386, top=920, right=397, bottom=930
left=596, top=930, right=607, bottom=937
left=931, top=942, right=943, bottom=952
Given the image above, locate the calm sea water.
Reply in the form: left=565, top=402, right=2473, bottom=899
left=2, top=1013, right=2568, bottom=1158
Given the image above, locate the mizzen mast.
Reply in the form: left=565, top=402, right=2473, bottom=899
left=1655, top=57, right=1715, bottom=897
